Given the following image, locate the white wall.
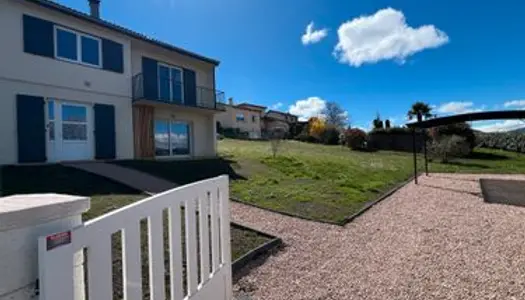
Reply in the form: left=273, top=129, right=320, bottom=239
left=0, top=0, right=133, bottom=97
left=131, top=40, right=216, bottom=90
left=0, top=80, right=134, bottom=165
left=155, top=107, right=216, bottom=157
left=0, top=1, right=134, bottom=164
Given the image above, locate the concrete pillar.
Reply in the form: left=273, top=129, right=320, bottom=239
left=0, top=194, right=90, bottom=300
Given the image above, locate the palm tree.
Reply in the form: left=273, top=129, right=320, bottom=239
left=407, top=102, right=433, bottom=122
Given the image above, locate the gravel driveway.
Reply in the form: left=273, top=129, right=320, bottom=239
left=232, top=173, right=525, bottom=300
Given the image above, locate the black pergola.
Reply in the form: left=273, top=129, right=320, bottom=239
left=406, top=110, right=525, bottom=184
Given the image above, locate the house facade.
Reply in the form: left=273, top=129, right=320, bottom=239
left=263, top=110, right=299, bottom=135
left=0, top=0, right=223, bottom=165
left=216, top=99, right=267, bottom=139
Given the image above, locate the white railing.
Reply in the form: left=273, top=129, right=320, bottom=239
left=38, top=176, right=232, bottom=300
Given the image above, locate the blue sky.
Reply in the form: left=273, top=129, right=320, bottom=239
left=62, top=0, right=525, bottom=131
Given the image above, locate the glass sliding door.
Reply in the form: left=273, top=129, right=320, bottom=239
left=170, top=122, right=190, bottom=155
left=158, top=64, right=184, bottom=103
left=155, top=119, right=191, bottom=157
left=154, top=120, right=170, bottom=156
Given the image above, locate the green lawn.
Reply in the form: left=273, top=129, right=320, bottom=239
left=113, top=139, right=525, bottom=224
left=220, top=139, right=525, bottom=223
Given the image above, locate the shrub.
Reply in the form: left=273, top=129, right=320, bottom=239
left=320, top=126, right=340, bottom=145
left=430, top=122, right=476, bottom=151
left=344, top=128, right=367, bottom=150
left=428, top=135, right=471, bottom=163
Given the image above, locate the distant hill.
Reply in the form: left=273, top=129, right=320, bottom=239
left=511, top=127, right=525, bottom=133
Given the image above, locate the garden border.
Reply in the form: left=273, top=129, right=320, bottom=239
left=231, top=172, right=421, bottom=226
left=230, top=222, right=282, bottom=275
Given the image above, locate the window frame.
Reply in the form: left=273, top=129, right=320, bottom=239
left=154, top=119, right=191, bottom=158
left=157, top=63, right=185, bottom=104
left=54, top=25, right=102, bottom=68
left=236, top=113, right=245, bottom=122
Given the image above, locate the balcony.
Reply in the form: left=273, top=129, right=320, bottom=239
left=132, top=73, right=225, bottom=110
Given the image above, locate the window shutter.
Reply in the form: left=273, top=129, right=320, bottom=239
left=142, top=57, right=158, bottom=100
left=23, top=15, right=54, bottom=58
left=102, top=39, right=124, bottom=73
left=183, top=68, right=197, bottom=106
left=94, top=104, right=116, bottom=159
left=17, top=95, right=46, bottom=163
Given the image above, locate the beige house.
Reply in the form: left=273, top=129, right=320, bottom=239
left=0, top=0, right=223, bottom=164
left=262, top=110, right=299, bottom=135
left=216, top=100, right=266, bottom=139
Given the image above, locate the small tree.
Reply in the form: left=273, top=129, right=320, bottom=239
left=308, top=117, right=325, bottom=140
left=385, top=119, right=391, bottom=129
left=428, top=135, right=471, bottom=163
left=269, top=129, right=285, bottom=157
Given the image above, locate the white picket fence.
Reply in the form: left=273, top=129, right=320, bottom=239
left=37, top=175, right=232, bottom=300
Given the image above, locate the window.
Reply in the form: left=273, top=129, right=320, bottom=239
left=61, top=104, right=88, bottom=141
left=55, top=26, right=101, bottom=67
left=155, top=120, right=190, bottom=156
left=158, top=64, right=183, bottom=103
left=252, top=115, right=257, bottom=123
left=236, top=113, right=245, bottom=122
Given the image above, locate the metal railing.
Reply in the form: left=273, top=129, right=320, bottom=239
left=132, top=73, right=225, bottom=110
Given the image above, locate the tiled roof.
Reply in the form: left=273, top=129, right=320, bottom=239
left=25, top=0, right=220, bottom=66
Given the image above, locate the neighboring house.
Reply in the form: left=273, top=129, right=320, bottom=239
left=0, top=0, right=224, bottom=165
left=216, top=99, right=267, bottom=139
left=263, top=110, right=299, bottom=135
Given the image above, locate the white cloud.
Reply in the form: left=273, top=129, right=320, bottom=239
left=301, top=22, right=328, bottom=45
left=504, top=100, right=525, bottom=108
left=333, top=8, right=449, bottom=67
left=289, top=97, right=326, bottom=121
left=271, top=102, right=283, bottom=110
left=473, top=120, right=525, bottom=132
left=436, top=102, right=483, bottom=114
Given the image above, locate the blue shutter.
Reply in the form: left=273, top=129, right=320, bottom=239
left=183, top=68, right=197, bottom=106
left=142, top=57, right=158, bottom=100
left=17, top=95, right=46, bottom=163
left=102, top=39, right=124, bottom=73
left=94, top=104, right=116, bottom=159
left=23, top=15, right=54, bottom=58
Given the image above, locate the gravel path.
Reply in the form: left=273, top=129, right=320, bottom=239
left=232, top=173, right=525, bottom=300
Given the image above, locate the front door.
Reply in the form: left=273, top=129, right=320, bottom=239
left=46, top=100, right=93, bottom=162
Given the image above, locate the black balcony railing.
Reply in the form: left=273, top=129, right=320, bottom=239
left=132, top=73, right=225, bottom=110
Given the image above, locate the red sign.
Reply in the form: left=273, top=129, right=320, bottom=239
left=46, top=231, right=71, bottom=251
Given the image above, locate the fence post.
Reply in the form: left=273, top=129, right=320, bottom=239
left=0, top=194, right=90, bottom=300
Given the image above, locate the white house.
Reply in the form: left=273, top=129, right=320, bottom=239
left=0, top=0, right=224, bottom=165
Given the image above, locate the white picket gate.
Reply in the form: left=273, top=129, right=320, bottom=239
left=37, top=175, right=232, bottom=300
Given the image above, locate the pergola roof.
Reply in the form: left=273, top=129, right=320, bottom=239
left=406, top=110, right=525, bottom=129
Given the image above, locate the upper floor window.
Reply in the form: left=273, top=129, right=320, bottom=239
left=236, top=113, right=245, bottom=122
left=54, top=26, right=101, bottom=67
left=252, top=115, right=257, bottom=123
left=158, top=64, right=183, bottom=103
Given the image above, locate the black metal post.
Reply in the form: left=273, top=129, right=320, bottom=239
left=412, top=128, right=418, bottom=184
left=423, top=130, right=428, bottom=176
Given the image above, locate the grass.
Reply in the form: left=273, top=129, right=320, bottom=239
left=221, top=140, right=525, bottom=223
left=1, top=164, right=271, bottom=298
left=113, top=139, right=525, bottom=224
